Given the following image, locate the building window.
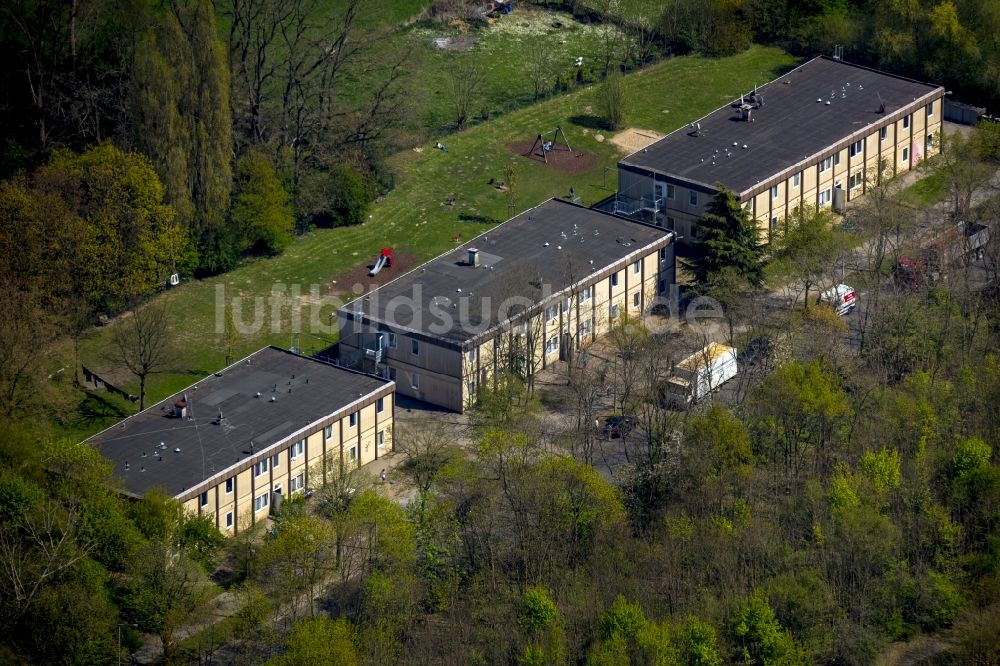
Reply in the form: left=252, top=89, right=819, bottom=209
left=466, top=348, right=477, bottom=364
left=926, top=101, right=934, bottom=117
left=387, top=333, right=397, bottom=349
left=849, top=139, right=863, bottom=158
left=880, top=126, right=888, bottom=142
left=545, top=304, right=559, bottom=320
left=349, top=411, right=357, bottom=427
left=493, top=337, right=501, bottom=351
left=818, top=188, right=832, bottom=206
left=271, top=454, right=279, bottom=468
left=792, top=172, right=800, bottom=188
left=632, top=260, right=641, bottom=275
left=770, top=217, right=778, bottom=232
left=225, top=477, right=233, bottom=494
left=546, top=335, right=559, bottom=354
left=903, top=114, right=910, bottom=129
left=688, top=191, right=698, bottom=206
left=902, top=146, right=910, bottom=164
left=666, top=183, right=675, bottom=200
left=926, top=133, right=934, bottom=151
left=226, top=512, right=233, bottom=528
left=580, top=319, right=593, bottom=337
left=660, top=247, right=668, bottom=260
left=290, top=439, right=305, bottom=459
left=254, top=492, right=269, bottom=513
left=834, top=152, right=841, bottom=166
left=610, top=272, right=619, bottom=287
left=200, top=491, right=208, bottom=507
left=324, top=425, right=333, bottom=439
left=388, top=367, right=396, bottom=381
left=377, top=430, right=386, bottom=448
left=410, top=373, right=420, bottom=390
left=290, top=473, right=304, bottom=493
left=666, top=215, right=676, bottom=228
left=515, top=321, right=527, bottom=336
left=579, top=286, right=591, bottom=304
left=632, top=292, right=641, bottom=308
left=349, top=446, right=357, bottom=462
left=561, top=298, right=570, bottom=313
left=770, top=185, right=779, bottom=199
left=466, top=380, right=476, bottom=396
left=376, top=396, right=385, bottom=413
left=849, top=171, right=864, bottom=189
left=273, top=482, right=282, bottom=495
left=610, top=303, right=619, bottom=320
left=253, top=459, right=269, bottom=478
left=819, top=156, right=833, bottom=173
left=410, top=339, right=419, bottom=355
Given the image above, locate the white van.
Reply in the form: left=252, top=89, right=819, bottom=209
left=819, top=284, right=857, bottom=316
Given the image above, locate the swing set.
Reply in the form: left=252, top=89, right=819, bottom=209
left=524, top=126, right=572, bottom=163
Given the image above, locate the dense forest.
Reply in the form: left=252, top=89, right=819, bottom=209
left=2, top=0, right=1000, bottom=664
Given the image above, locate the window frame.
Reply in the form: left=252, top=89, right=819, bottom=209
left=688, top=190, right=698, bottom=206
left=290, top=473, right=304, bottom=493
left=879, top=126, right=888, bottom=142
left=632, top=292, right=641, bottom=308
left=926, top=101, right=934, bottom=117
left=200, top=491, right=208, bottom=507
left=410, top=338, right=419, bottom=355
left=254, top=492, right=269, bottom=513
left=770, top=184, right=779, bottom=199
left=666, top=183, right=675, bottom=200
left=792, top=172, right=800, bottom=188
left=578, top=286, right=592, bottom=304
left=902, top=146, right=910, bottom=163
left=290, top=439, right=305, bottom=460
left=225, top=477, right=233, bottom=494
left=819, top=156, right=833, bottom=173
left=610, top=272, right=619, bottom=288
left=902, top=114, right=911, bottom=130
left=377, top=429, right=386, bottom=448
left=610, top=303, right=619, bottom=320
left=376, top=396, right=385, bottom=413
left=632, top=260, right=641, bottom=275
left=226, top=512, right=233, bottom=528
left=387, top=332, right=397, bottom=349
left=253, top=459, right=269, bottom=478
left=849, top=139, right=863, bottom=158
left=349, top=411, right=358, bottom=427
left=410, top=373, right=420, bottom=390
left=545, top=335, right=559, bottom=354
left=818, top=188, right=832, bottom=206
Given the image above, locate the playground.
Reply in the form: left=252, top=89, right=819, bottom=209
left=329, top=250, right=419, bottom=295
left=510, top=127, right=598, bottom=173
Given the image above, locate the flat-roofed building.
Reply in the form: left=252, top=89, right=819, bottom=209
left=85, top=346, right=394, bottom=534
left=614, top=56, right=945, bottom=241
left=337, top=199, right=675, bottom=412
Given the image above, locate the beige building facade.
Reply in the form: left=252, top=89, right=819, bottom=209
left=338, top=199, right=673, bottom=412
left=615, top=56, right=945, bottom=242
left=87, top=347, right=394, bottom=535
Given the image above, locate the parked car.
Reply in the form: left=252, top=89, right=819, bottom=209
left=738, top=337, right=774, bottom=367
left=604, top=415, right=637, bottom=439
left=818, top=284, right=857, bottom=316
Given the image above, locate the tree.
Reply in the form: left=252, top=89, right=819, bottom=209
left=257, top=514, right=336, bottom=618
left=396, top=421, right=462, bottom=495
left=450, top=63, right=483, bottom=129
left=268, top=616, right=358, bottom=666
left=130, top=0, right=233, bottom=273
left=731, top=590, right=803, bottom=665
left=231, top=149, right=294, bottom=255
left=599, top=70, right=629, bottom=131
left=767, top=206, right=852, bottom=312
left=109, top=299, right=174, bottom=410
left=690, top=187, right=763, bottom=287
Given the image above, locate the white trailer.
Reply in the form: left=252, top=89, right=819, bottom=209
left=662, top=343, right=738, bottom=407
left=818, top=284, right=857, bottom=316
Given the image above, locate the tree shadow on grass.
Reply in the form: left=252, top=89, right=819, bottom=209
left=74, top=390, right=132, bottom=430
left=458, top=213, right=500, bottom=224
left=568, top=114, right=612, bottom=132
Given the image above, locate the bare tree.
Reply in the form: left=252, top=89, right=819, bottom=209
left=396, top=420, right=461, bottom=494
left=110, top=299, right=173, bottom=410
left=450, top=63, right=484, bottom=129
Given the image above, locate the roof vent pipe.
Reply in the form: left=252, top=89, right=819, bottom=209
left=468, top=248, right=480, bottom=266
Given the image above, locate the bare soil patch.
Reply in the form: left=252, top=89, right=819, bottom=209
left=609, top=128, right=665, bottom=154
left=327, top=251, right=419, bottom=296
left=508, top=140, right=597, bottom=174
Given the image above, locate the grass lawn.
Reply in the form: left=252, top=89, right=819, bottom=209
left=900, top=163, right=951, bottom=208
left=70, top=45, right=798, bottom=437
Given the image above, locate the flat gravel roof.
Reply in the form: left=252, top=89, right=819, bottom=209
left=340, top=199, right=671, bottom=345
left=620, top=56, right=943, bottom=195
left=86, top=346, right=392, bottom=498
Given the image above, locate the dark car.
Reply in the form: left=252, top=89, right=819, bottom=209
left=738, top=337, right=774, bottom=367
left=604, top=415, right=637, bottom=439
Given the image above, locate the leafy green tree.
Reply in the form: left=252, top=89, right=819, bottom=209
left=232, top=150, right=294, bottom=255
left=258, top=514, right=336, bottom=617
left=130, top=0, right=233, bottom=273
left=519, top=586, right=564, bottom=665
left=690, top=187, right=763, bottom=287
left=731, top=590, right=803, bottom=665
left=767, top=206, right=852, bottom=312
left=599, top=70, right=630, bottom=130
left=679, top=616, right=723, bottom=666
left=268, top=616, right=358, bottom=666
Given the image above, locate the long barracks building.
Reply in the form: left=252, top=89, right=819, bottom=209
left=85, top=347, right=395, bottom=534
left=614, top=56, right=945, bottom=241
left=338, top=199, right=675, bottom=412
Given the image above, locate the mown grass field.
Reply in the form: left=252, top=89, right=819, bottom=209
left=69, top=45, right=798, bottom=438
